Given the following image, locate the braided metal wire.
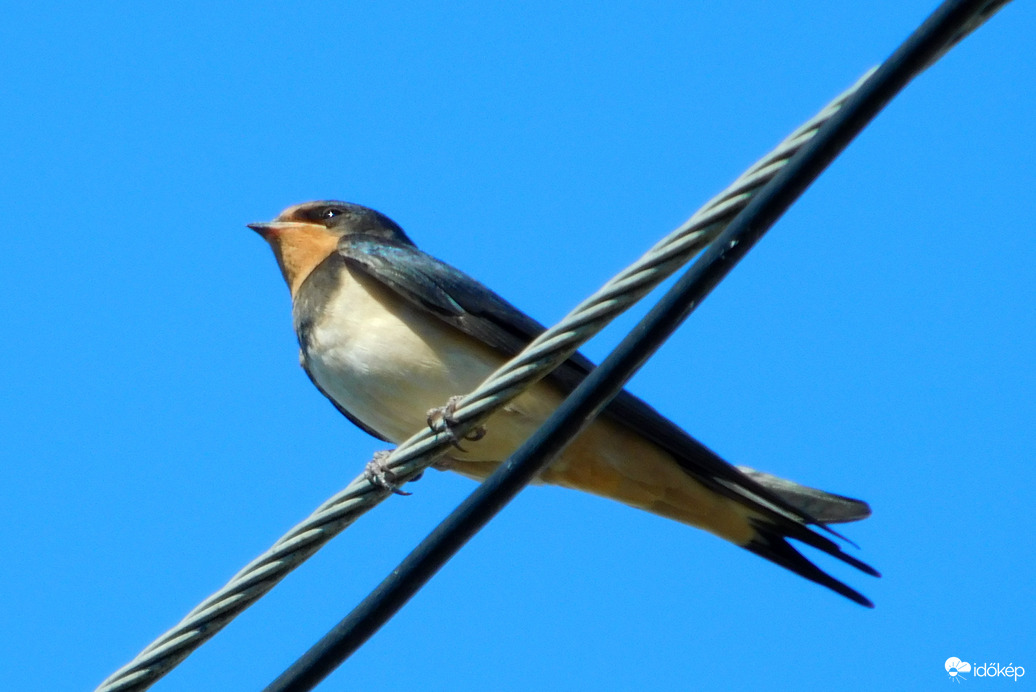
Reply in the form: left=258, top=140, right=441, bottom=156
left=97, top=71, right=873, bottom=692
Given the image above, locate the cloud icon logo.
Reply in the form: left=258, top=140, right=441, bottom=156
left=946, top=657, right=972, bottom=682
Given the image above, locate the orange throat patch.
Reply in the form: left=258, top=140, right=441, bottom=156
left=263, top=224, right=340, bottom=298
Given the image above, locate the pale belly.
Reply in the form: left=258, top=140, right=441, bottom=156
left=299, top=267, right=559, bottom=462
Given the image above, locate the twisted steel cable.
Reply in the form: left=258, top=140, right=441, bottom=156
left=263, top=5, right=1015, bottom=687
left=95, top=76, right=866, bottom=691
left=101, top=0, right=1014, bottom=675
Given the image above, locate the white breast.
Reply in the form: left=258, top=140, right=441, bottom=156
left=300, top=267, right=526, bottom=451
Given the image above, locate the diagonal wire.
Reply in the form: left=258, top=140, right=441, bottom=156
left=95, top=2, right=1008, bottom=688
left=95, top=81, right=858, bottom=692
left=261, top=3, right=1013, bottom=688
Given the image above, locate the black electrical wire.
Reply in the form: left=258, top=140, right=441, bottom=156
left=263, top=2, right=1008, bottom=690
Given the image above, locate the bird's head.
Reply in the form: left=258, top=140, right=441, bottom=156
left=249, top=200, right=412, bottom=297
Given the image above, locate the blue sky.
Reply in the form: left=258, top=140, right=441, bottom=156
left=2, top=2, right=1033, bottom=690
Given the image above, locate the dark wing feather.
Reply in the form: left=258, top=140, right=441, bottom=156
left=337, top=234, right=877, bottom=603
left=337, top=235, right=550, bottom=358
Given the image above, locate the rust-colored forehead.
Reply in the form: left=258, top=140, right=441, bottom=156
left=275, top=202, right=318, bottom=222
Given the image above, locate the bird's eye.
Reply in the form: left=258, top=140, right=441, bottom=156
left=322, top=207, right=344, bottom=221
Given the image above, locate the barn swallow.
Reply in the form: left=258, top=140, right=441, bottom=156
left=250, top=200, right=879, bottom=606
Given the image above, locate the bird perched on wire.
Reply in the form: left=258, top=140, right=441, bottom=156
left=250, top=200, right=878, bottom=606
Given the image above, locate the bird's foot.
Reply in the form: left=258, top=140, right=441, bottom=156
left=426, top=395, right=487, bottom=451
left=363, top=450, right=413, bottom=496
